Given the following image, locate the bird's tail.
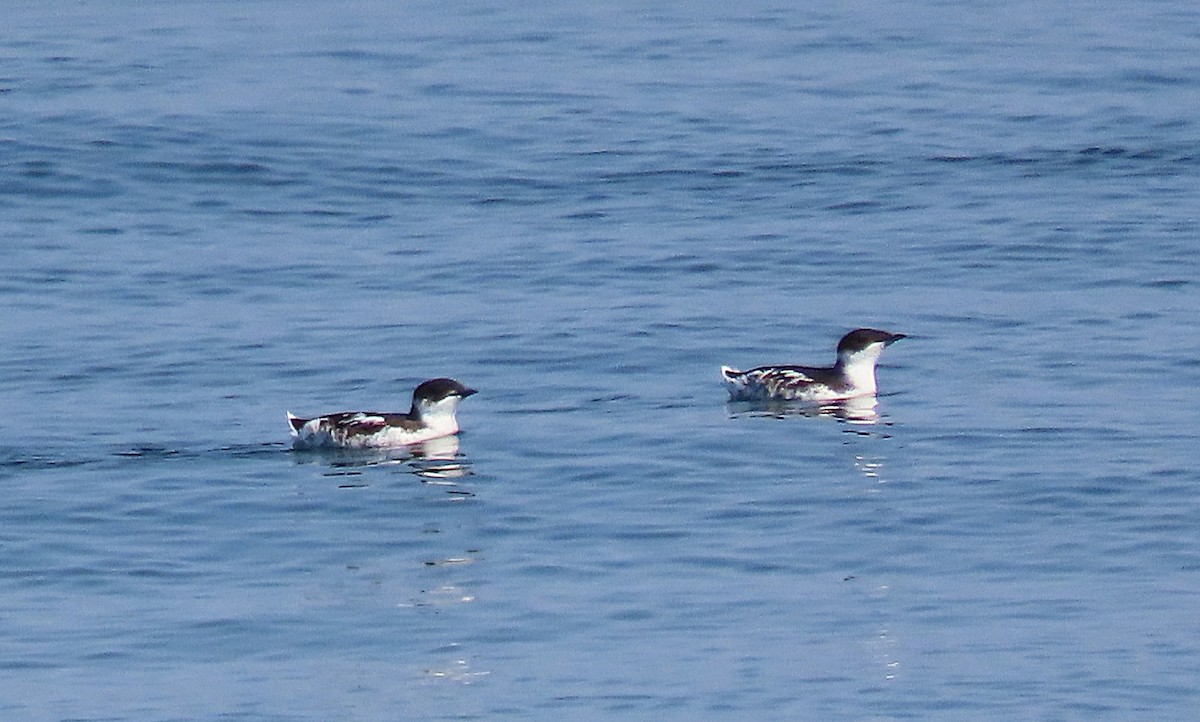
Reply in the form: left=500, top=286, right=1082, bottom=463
left=722, top=366, right=760, bottom=401
left=286, top=412, right=306, bottom=437
left=721, top=366, right=749, bottom=395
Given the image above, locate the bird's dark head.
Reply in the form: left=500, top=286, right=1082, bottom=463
left=837, top=328, right=906, bottom=355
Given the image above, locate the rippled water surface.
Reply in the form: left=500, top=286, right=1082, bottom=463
left=3, top=1, right=1200, bottom=720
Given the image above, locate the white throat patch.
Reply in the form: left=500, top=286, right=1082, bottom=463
left=838, top=342, right=886, bottom=395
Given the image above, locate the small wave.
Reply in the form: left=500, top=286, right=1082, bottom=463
left=930, top=144, right=1197, bottom=176
left=0, top=452, right=100, bottom=471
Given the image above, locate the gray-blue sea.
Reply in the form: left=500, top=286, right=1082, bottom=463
left=3, top=1, right=1200, bottom=720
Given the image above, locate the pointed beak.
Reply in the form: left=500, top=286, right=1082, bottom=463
left=459, top=387, right=477, bottom=398
left=886, top=333, right=907, bottom=345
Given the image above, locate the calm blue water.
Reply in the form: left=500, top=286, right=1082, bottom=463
left=3, top=1, right=1200, bottom=719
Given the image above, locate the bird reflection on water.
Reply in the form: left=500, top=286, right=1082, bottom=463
left=290, top=434, right=473, bottom=488
left=726, top=394, right=888, bottom=428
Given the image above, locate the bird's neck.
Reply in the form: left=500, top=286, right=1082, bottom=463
left=413, top=399, right=461, bottom=434
left=836, top=351, right=881, bottom=393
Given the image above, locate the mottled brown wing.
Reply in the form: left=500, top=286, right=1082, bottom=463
left=329, top=413, right=389, bottom=436
left=750, top=367, right=817, bottom=396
